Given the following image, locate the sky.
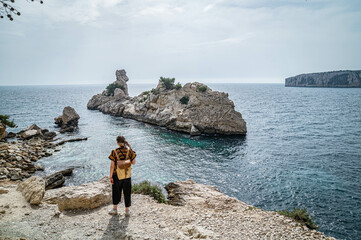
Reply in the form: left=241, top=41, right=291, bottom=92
left=0, top=0, right=360, bottom=85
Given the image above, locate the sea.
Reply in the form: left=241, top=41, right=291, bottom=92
left=0, top=83, right=360, bottom=240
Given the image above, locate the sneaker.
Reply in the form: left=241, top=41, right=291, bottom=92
left=125, top=209, right=131, bottom=217
left=108, top=208, right=118, bottom=215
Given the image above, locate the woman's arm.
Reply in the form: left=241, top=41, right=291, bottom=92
left=110, top=160, right=115, bottom=184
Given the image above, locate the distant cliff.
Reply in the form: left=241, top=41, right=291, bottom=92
left=285, top=70, right=361, bottom=87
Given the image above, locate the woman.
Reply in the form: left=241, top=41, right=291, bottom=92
left=108, top=135, right=136, bottom=216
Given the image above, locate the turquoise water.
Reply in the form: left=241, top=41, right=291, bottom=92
left=0, top=83, right=360, bottom=239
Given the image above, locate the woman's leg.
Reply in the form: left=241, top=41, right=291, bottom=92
left=123, top=177, right=132, bottom=210
left=112, top=174, right=121, bottom=209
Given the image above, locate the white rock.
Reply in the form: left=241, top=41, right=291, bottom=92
left=17, top=176, right=45, bottom=205
left=44, top=176, right=111, bottom=211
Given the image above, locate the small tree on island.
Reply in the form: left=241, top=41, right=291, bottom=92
left=0, top=115, right=17, bottom=139
left=106, top=83, right=124, bottom=96
left=159, top=77, right=175, bottom=90
left=0, top=0, right=44, bottom=21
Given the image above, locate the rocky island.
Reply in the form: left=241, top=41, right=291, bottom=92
left=285, top=70, right=361, bottom=87
left=87, top=70, right=247, bottom=136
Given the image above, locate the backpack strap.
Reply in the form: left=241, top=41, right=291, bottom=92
left=114, top=149, right=120, bottom=170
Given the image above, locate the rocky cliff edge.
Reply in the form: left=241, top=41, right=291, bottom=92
left=0, top=178, right=336, bottom=240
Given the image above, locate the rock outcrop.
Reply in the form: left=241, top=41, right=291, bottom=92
left=54, top=106, right=80, bottom=133
left=165, top=179, right=239, bottom=209
left=0, top=178, right=337, bottom=240
left=44, top=168, right=74, bottom=190
left=44, top=176, right=111, bottom=211
left=285, top=70, right=361, bottom=87
left=16, top=176, right=45, bottom=205
left=88, top=70, right=247, bottom=135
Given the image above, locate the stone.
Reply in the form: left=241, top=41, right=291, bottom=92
left=43, top=168, right=74, bottom=190
left=62, top=106, right=80, bottom=125
left=0, top=143, right=8, bottom=151
left=190, top=125, right=201, bottom=136
left=43, top=131, right=56, bottom=140
left=182, top=225, right=215, bottom=239
left=285, top=70, right=361, bottom=87
left=54, top=106, right=80, bottom=133
left=21, top=129, right=42, bottom=140
left=43, top=176, right=111, bottom=211
left=5, top=132, right=16, bottom=138
left=0, top=187, right=9, bottom=194
left=17, top=176, right=46, bottom=205
left=165, top=179, right=239, bottom=209
left=87, top=70, right=247, bottom=135
left=0, top=123, right=5, bottom=140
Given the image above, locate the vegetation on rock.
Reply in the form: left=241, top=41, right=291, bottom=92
left=277, top=207, right=319, bottom=229
left=0, top=115, right=17, bottom=128
left=132, top=180, right=167, bottom=204
left=198, top=85, right=207, bottom=92
left=175, top=82, right=182, bottom=90
left=106, top=83, right=124, bottom=96
left=180, top=95, right=189, bottom=105
left=160, top=77, right=175, bottom=90
left=151, top=88, right=160, bottom=95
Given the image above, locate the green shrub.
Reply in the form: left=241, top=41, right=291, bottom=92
left=132, top=180, right=167, bottom=204
left=0, top=115, right=17, bottom=128
left=106, top=83, right=124, bottom=96
left=139, top=96, right=148, bottom=103
left=198, top=85, right=207, bottom=92
left=159, top=77, right=175, bottom=90
left=277, top=207, right=319, bottom=229
left=151, top=88, right=160, bottom=95
left=142, top=91, right=150, bottom=95
left=175, top=82, right=182, bottom=90
left=180, top=95, right=189, bottom=105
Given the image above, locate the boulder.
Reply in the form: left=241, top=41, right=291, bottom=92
left=43, top=176, right=111, bottom=211
left=18, top=124, right=44, bottom=140
left=43, top=131, right=56, bottom=140
left=44, top=172, right=65, bottom=190
left=87, top=70, right=247, bottom=135
left=54, top=106, right=80, bottom=133
left=165, top=179, right=239, bottom=210
left=5, top=132, right=16, bottom=138
left=44, top=168, right=74, bottom=190
left=17, top=176, right=45, bottom=205
left=21, top=129, right=42, bottom=139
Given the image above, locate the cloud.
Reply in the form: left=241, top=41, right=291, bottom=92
left=0, top=0, right=360, bottom=85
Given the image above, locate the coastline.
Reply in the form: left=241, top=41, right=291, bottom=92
left=0, top=178, right=337, bottom=240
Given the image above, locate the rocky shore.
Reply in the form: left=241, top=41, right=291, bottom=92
left=0, top=106, right=84, bottom=183
left=87, top=70, right=247, bottom=136
left=0, top=177, right=336, bottom=240
left=0, top=124, right=59, bottom=181
left=285, top=70, right=361, bottom=87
